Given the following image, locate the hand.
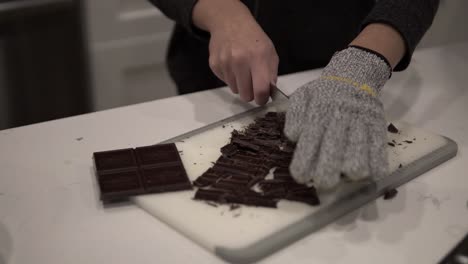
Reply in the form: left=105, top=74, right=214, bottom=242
left=284, top=47, right=392, bottom=190
left=193, top=0, right=279, bottom=105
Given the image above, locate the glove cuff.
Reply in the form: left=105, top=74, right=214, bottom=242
left=321, top=46, right=392, bottom=96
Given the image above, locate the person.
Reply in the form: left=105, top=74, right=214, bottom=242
left=148, top=0, right=439, bottom=189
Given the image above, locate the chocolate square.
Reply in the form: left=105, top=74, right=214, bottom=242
left=135, top=144, right=181, bottom=167
left=94, top=148, right=137, bottom=172
left=141, top=164, right=191, bottom=192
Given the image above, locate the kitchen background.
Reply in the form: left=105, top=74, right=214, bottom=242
left=0, top=0, right=467, bottom=130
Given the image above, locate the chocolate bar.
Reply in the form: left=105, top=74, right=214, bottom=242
left=94, top=143, right=192, bottom=202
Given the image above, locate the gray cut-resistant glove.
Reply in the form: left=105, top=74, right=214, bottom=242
left=284, top=46, right=392, bottom=190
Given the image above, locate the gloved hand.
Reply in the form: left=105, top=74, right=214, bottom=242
left=284, top=46, right=392, bottom=190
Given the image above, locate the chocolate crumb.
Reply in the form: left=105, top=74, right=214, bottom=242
left=193, top=163, right=197, bottom=165
left=388, top=142, right=395, bottom=147
left=398, top=143, right=403, bottom=146
left=383, top=189, right=398, bottom=200
left=404, top=140, right=413, bottom=144
left=387, top=123, right=399, bottom=134
left=398, top=164, right=403, bottom=168
left=222, top=125, right=226, bottom=128
left=205, top=201, right=218, bottom=207
left=392, top=140, right=396, bottom=143
left=76, top=137, right=83, bottom=141
left=229, top=204, right=241, bottom=211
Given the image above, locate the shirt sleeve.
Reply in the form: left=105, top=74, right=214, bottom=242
left=362, top=0, right=440, bottom=71
left=148, top=0, right=208, bottom=38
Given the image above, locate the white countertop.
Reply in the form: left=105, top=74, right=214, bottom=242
left=1, top=42, right=467, bottom=264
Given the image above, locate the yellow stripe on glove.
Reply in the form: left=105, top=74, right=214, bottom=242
left=321, top=75, right=377, bottom=97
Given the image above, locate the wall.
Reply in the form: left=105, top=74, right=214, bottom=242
left=83, top=0, right=176, bottom=111
left=419, top=0, right=468, bottom=49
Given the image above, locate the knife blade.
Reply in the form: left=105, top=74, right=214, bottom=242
left=270, top=82, right=289, bottom=102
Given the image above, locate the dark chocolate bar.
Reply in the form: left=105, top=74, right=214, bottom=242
left=94, top=143, right=192, bottom=202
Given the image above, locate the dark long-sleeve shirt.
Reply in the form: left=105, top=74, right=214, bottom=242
left=149, top=0, right=439, bottom=94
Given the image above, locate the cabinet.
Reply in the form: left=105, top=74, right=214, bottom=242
left=83, top=0, right=176, bottom=110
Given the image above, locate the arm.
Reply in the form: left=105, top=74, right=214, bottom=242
left=148, top=0, right=200, bottom=34
left=359, top=0, right=440, bottom=70
left=192, top=0, right=279, bottom=105
left=285, top=0, right=440, bottom=189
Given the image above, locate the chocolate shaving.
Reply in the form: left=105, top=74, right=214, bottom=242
left=387, top=123, right=399, bottom=134
left=383, top=189, right=398, bottom=200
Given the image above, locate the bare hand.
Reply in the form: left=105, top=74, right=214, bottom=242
left=193, top=0, right=279, bottom=105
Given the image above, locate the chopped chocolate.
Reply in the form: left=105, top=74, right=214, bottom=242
left=206, top=201, right=218, bottom=207
left=403, top=140, right=413, bottom=144
left=398, top=164, right=403, bottom=168
left=194, top=189, right=226, bottom=202
left=247, top=176, right=264, bottom=188
left=229, top=204, right=241, bottom=211
left=387, top=142, right=396, bottom=147
left=220, top=143, right=238, bottom=157
left=383, top=189, right=398, bottom=200
left=387, top=123, right=399, bottom=134
left=94, top=143, right=192, bottom=202
left=232, top=138, right=262, bottom=152
left=192, top=111, right=320, bottom=208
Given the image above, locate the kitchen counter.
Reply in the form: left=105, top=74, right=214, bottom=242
left=1, top=42, right=467, bottom=264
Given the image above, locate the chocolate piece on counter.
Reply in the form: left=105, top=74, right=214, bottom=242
left=221, top=143, right=238, bottom=157
left=206, top=201, right=219, bottom=207
left=387, top=123, right=399, bottom=134
left=285, top=194, right=320, bottom=206
left=383, top=189, right=398, bottom=200
left=93, top=143, right=192, bottom=202
left=388, top=142, right=395, bottom=147
left=232, top=138, right=262, bottom=152
left=194, top=189, right=226, bottom=202
left=263, top=186, right=288, bottom=199
left=403, top=140, right=413, bottom=144
left=247, top=176, right=264, bottom=188
left=285, top=186, right=320, bottom=205
left=193, top=173, right=219, bottom=187
left=253, top=139, right=282, bottom=148
left=225, top=194, right=277, bottom=208
left=273, top=167, right=293, bottom=180
left=398, top=164, right=403, bottom=168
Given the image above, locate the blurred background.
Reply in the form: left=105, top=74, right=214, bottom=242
left=0, top=0, right=467, bottom=130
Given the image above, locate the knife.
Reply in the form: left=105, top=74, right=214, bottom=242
left=270, top=82, right=289, bottom=102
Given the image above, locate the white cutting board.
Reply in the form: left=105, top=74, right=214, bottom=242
left=133, top=103, right=457, bottom=263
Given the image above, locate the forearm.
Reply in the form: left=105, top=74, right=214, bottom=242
left=361, top=0, right=439, bottom=70
left=350, top=23, right=405, bottom=69
left=192, top=0, right=255, bottom=33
